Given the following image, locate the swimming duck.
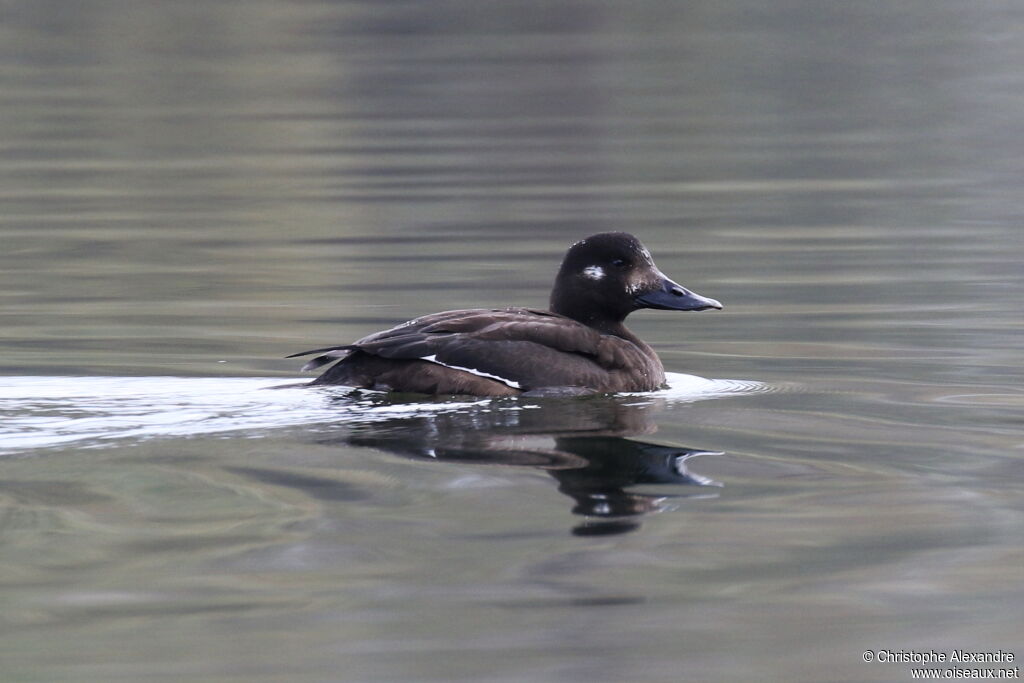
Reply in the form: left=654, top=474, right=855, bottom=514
left=288, top=232, right=721, bottom=396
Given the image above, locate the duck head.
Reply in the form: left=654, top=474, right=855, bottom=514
left=549, top=232, right=722, bottom=329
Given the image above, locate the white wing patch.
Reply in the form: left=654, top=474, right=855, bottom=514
left=421, top=355, right=522, bottom=389
left=582, top=265, right=605, bottom=280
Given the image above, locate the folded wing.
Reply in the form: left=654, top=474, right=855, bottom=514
left=289, top=308, right=653, bottom=392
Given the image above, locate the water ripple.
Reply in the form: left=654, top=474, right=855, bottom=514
left=0, top=374, right=770, bottom=455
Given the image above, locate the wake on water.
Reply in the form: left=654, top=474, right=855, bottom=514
left=0, top=373, right=772, bottom=455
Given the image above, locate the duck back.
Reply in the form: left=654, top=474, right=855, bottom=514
left=291, top=307, right=666, bottom=396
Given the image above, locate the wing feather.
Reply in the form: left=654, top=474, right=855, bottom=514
left=291, top=307, right=658, bottom=392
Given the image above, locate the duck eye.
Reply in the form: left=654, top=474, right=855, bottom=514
left=610, top=258, right=628, bottom=268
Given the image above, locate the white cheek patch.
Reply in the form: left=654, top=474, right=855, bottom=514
left=420, top=355, right=522, bottom=389
left=582, top=265, right=606, bottom=280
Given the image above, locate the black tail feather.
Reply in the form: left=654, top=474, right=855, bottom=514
left=286, top=344, right=355, bottom=359
left=301, top=353, right=349, bottom=372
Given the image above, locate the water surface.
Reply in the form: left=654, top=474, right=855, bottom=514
left=2, top=1, right=1023, bottom=681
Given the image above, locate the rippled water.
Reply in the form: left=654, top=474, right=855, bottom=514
left=3, top=1, right=1024, bottom=681
left=0, top=373, right=768, bottom=454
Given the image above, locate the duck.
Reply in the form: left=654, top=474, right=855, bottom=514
left=288, top=232, right=722, bottom=396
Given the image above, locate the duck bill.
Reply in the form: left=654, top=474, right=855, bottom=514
left=635, top=276, right=723, bottom=312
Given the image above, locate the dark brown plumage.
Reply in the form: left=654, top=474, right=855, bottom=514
left=288, top=232, right=721, bottom=396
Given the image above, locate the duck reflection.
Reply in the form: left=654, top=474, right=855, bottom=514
left=326, top=393, right=722, bottom=536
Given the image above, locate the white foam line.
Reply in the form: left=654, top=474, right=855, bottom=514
left=0, top=373, right=771, bottom=455
left=639, top=372, right=770, bottom=404
left=0, top=377, right=488, bottom=454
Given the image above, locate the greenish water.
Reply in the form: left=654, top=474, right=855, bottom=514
left=2, top=1, right=1023, bottom=681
